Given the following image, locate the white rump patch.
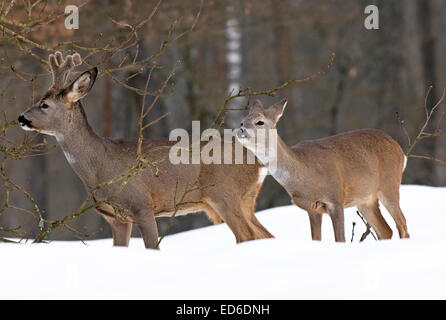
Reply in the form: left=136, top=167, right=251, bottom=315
left=403, top=155, right=407, bottom=171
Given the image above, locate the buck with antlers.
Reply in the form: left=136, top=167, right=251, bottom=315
left=18, top=51, right=273, bottom=248
left=236, top=99, right=410, bottom=242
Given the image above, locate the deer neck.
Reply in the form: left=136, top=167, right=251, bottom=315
left=55, top=106, right=105, bottom=187
left=261, top=134, right=303, bottom=187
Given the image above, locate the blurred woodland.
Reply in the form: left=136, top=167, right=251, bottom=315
left=0, top=0, right=445, bottom=241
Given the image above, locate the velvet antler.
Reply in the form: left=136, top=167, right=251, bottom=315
left=48, top=51, right=82, bottom=90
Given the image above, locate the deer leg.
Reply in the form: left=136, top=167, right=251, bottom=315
left=239, top=193, right=274, bottom=239
left=242, top=209, right=274, bottom=239
left=205, top=198, right=259, bottom=243
left=292, top=196, right=323, bottom=241
left=327, top=203, right=345, bottom=242
left=307, top=212, right=322, bottom=241
left=357, top=201, right=393, bottom=240
left=134, top=210, right=159, bottom=249
left=203, top=203, right=272, bottom=240
left=247, top=215, right=274, bottom=239
left=203, top=205, right=223, bottom=224
left=378, top=191, right=409, bottom=239
left=110, top=220, right=132, bottom=247
left=96, top=207, right=132, bottom=247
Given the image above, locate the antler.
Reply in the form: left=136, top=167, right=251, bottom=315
left=48, top=51, right=82, bottom=90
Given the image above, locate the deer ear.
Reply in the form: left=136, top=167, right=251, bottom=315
left=265, top=98, right=287, bottom=124
left=65, top=68, right=98, bottom=102
left=249, top=99, right=264, bottom=114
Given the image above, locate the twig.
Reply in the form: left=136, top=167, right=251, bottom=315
left=210, top=52, right=336, bottom=129
left=397, top=86, right=445, bottom=163
left=156, top=180, right=211, bottom=247
left=351, top=221, right=356, bottom=242
left=356, top=211, right=377, bottom=242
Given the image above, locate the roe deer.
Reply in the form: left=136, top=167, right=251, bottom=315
left=236, top=99, right=410, bottom=242
left=18, top=51, right=273, bottom=248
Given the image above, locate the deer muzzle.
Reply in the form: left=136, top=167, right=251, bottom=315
left=18, top=115, right=33, bottom=130
left=236, top=127, right=250, bottom=140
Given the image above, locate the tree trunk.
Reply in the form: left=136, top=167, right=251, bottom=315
left=416, top=0, right=439, bottom=185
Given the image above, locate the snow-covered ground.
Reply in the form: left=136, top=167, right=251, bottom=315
left=1, top=185, right=445, bottom=299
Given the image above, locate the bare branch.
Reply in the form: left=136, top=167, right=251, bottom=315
left=397, top=86, right=445, bottom=164
left=211, top=52, right=336, bottom=129
left=356, top=211, right=377, bottom=242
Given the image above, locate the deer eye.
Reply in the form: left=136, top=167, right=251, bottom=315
left=256, top=121, right=264, bottom=126
left=40, top=104, right=49, bottom=109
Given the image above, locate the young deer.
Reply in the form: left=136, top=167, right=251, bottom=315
left=236, top=99, right=410, bottom=242
left=18, top=52, right=273, bottom=248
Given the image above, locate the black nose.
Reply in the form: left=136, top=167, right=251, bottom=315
left=18, top=115, right=31, bottom=127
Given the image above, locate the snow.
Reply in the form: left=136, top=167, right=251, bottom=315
left=1, top=185, right=445, bottom=299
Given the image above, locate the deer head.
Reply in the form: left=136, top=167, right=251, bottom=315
left=236, top=98, right=287, bottom=163
left=18, top=51, right=97, bottom=137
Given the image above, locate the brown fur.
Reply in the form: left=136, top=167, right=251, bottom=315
left=237, top=99, right=410, bottom=242
left=18, top=52, right=274, bottom=249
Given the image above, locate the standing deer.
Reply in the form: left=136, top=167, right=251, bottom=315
left=236, top=99, right=410, bottom=242
left=18, top=51, right=273, bottom=248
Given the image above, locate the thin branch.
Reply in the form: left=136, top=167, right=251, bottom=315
left=210, top=52, right=336, bottom=128
left=397, top=86, right=445, bottom=164
left=356, top=211, right=377, bottom=242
